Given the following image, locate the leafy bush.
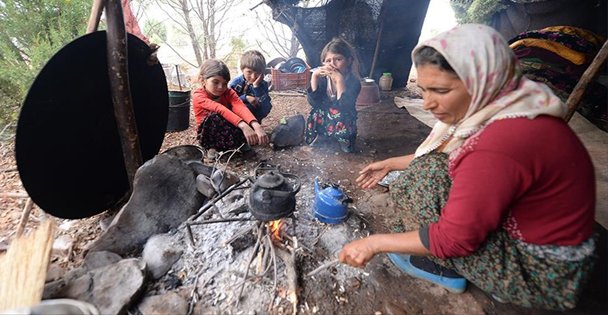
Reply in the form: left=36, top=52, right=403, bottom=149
left=0, top=0, right=91, bottom=136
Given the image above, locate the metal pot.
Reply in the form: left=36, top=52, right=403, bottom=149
left=249, top=171, right=301, bottom=221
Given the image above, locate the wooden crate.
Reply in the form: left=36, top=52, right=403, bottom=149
left=271, top=68, right=311, bottom=91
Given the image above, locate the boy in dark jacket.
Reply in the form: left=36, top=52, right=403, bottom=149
left=229, top=50, right=272, bottom=123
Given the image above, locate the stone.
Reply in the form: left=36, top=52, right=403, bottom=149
left=138, top=292, right=188, bottom=315
left=52, top=234, right=73, bottom=256
left=271, top=115, right=305, bottom=148
left=86, top=154, right=205, bottom=255
left=59, top=258, right=148, bottom=315
left=142, top=234, right=183, bottom=279
left=83, top=251, right=123, bottom=270
left=45, top=263, right=66, bottom=282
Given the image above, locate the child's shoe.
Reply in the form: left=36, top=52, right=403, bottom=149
left=387, top=253, right=467, bottom=293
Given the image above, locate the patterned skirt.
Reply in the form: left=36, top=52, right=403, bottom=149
left=196, top=113, right=246, bottom=152
left=389, top=152, right=596, bottom=310
left=304, top=107, right=356, bottom=150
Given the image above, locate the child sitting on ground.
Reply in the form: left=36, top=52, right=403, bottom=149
left=229, top=50, right=272, bottom=123
left=305, top=38, right=361, bottom=153
left=192, top=59, right=268, bottom=152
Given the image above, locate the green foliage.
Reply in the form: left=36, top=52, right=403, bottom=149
left=450, top=0, right=509, bottom=24
left=224, top=37, right=247, bottom=70
left=0, top=0, right=91, bottom=132
left=144, top=18, right=167, bottom=44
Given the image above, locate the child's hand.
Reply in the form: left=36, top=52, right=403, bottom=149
left=251, top=121, right=269, bottom=145
left=238, top=121, right=258, bottom=145
left=252, top=73, right=263, bottom=88
left=246, top=95, right=258, bottom=106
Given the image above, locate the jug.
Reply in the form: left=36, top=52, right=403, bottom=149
left=313, top=178, right=349, bottom=224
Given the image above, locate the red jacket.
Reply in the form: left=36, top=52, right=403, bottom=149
left=427, top=116, right=595, bottom=258
left=192, top=87, right=257, bottom=127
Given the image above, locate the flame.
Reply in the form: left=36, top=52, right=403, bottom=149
left=268, top=219, right=284, bottom=241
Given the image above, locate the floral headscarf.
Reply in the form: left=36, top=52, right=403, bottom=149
left=413, top=24, right=566, bottom=157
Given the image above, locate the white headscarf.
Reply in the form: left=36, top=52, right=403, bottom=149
left=413, top=24, right=566, bottom=157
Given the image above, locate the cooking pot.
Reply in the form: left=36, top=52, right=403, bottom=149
left=15, top=31, right=168, bottom=219
left=249, top=171, right=301, bottom=221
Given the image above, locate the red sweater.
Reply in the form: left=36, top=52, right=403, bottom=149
left=192, top=87, right=257, bottom=127
left=427, top=116, right=595, bottom=259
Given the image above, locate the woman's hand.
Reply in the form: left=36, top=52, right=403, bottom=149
left=251, top=121, right=269, bottom=145
left=356, top=160, right=391, bottom=189
left=339, top=237, right=378, bottom=268
left=238, top=121, right=258, bottom=145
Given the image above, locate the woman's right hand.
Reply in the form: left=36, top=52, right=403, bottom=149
left=356, top=160, right=391, bottom=189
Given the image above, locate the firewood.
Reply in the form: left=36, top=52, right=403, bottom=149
left=0, top=219, right=55, bottom=311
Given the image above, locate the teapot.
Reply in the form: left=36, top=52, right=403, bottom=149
left=313, top=178, right=349, bottom=224
left=249, top=171, right=301, bottom=221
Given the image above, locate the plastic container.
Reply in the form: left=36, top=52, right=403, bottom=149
left=271, top=68, right=311, bottom=91
left=166, top=90, right=191, bottom=132
left=379, top=72, right=393, bottom=91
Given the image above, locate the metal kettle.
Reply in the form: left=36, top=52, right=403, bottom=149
left=313, top=178, right=349, bottom=224
left=249, top=171, right=301, bottom=221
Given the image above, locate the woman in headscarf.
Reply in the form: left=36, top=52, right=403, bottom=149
left=339, top=24, right=596, bottom=310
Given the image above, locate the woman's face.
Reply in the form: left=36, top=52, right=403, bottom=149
left=323, top=52, right=351, bottom=74
left=417, top=64, right=471, bottom=125
left=203, top=75, right=228, bottom=97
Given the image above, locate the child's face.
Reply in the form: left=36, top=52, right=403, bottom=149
left=242, top=68, right=261, bottom=83
left=323, top=52, right=351, bottom=74
left=203, top=75, right=228, bottom=97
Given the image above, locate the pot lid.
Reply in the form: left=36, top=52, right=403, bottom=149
left=15, top=31, right=168, bottom=219
left=256, top=172, right=285, bottom=189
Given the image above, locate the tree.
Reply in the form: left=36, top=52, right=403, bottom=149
left=254, top=7, right=302, bottom=59
left=151, top=0, right=236, bottom=67
left=0, top=0, right=91, bottom=134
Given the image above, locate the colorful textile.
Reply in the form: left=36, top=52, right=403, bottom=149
left=391, top=152, right=596, bottom=310
left=305, top=74, right=361, bottom=150
left=196, top=113, right=246, bottom=151
left=509, top=38, right=587, bottom=65
left=192, top=87, right=256, bottom=127
left=229, top=74, right=272, bottom=123
left=411, top=24, right=565, bottom=158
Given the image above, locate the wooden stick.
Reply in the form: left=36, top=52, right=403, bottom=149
left=15, top=198, right=34, bottom=238
left=0, top=219, right=55, bottom=310
left=86, top=0, right=104, bottom=33
left=276, top=246, right=298, bottom=315
left=564, top=39, right=608, bottom=122
left=0, top=192, right=29, bottom=198
left=306, top=258, right=340, bottom=277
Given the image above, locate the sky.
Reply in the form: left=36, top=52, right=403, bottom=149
left=146, top=0, right=457, bottom=70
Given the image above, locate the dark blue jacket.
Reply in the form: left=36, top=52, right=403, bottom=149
left=229, top=74, right=272, bottom=122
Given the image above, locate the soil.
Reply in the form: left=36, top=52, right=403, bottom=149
left=0, top=87, right=605, bottom=314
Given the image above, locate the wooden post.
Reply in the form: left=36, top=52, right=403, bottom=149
left=564, top=40, right=608, bottom=122
left=86, top=0, right=104, bottom=33
left=106, top=0, right=143, bottom=186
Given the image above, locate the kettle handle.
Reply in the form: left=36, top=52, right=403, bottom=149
left=281, top=173, right=301, bottom=194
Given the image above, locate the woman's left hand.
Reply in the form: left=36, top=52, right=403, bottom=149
left=339, top=237, right=378, bottom=268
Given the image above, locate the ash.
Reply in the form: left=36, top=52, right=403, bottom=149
left=149, top=174, right=370, bottom=313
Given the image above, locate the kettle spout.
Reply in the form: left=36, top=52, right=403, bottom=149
left=314, top=177, right=320, bottom=195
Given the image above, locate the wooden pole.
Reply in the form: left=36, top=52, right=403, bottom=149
left=86, top=0, right=104, bottom=33
left=368, top=3, right=387, bottom=78
left=564, top=40, right=608, bottom=122
left=106, top=0, right=143, bottom=186
left=15, top=198, right=34, bottom=238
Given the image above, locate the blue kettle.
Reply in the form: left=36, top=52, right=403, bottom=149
left=313, top=178, right=348, bottom=224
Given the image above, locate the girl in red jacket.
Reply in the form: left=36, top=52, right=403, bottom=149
left=193, top=59, right=268, bottom=152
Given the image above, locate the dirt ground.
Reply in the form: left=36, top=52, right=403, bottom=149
left=1, top=88, right=606, bottom=314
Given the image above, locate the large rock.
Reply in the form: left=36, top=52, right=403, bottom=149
left=59, top=258, right=147, bottom=315
left=87, top=154, right=205, bottom=255
left=138, top=292, right=188, bottom=315
left=271, top=115, right=305, bottom=148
